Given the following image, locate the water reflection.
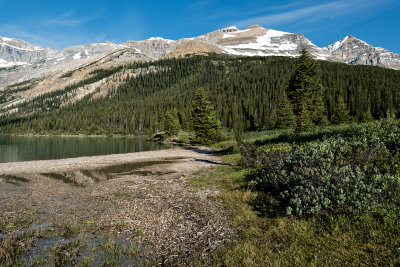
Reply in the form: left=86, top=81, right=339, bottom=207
left=0, top=135, right=172, bottom=163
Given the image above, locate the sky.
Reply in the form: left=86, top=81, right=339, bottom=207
left=0, top=0, right=399, bottom=53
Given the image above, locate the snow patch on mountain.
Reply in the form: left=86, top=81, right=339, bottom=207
left=325, top=36, right=349, bottom=52
left=73, top=53, right=81, bottom=60
left=148, top=37, right=175, bottom=44
left=224, top=29, right=294, bottom=51
left=1, top=36, right=14, bottom=42
left=0, top=42, right=44, bottom=52
left=221, top=26, right=238, bottom=31
left=325, top=35, right=369, bottom=52
left=0, top=58, right=27, bottom=68
left=223, top=33, right=236, bottom=38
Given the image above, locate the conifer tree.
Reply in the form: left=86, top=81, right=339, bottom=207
left=288, top=48, right=327, bottom=125
left=312, top=96, right=329, bottom=126
left=386, top=108, right=396, bottom=119
left=191, top=87, right=221, bottom=144
left=331, top=96, right=352, bottom=124
left=361, top=108, right=374, bottom=122
left=276, top=91, right=296, bottom=129
left=164, top=109, right=180, bottom=137
left=296, top=103, right=314, bottom=133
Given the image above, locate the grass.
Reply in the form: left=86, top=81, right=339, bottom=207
left=0, top=219, right=140, bottom=266
left=246, top=122, right=367, bottom=146
left=0, top=233, right=36, bottom=266
left=189, top=147, right=400, bottom=266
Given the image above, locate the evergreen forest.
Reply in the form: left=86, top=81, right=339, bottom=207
left=1, top=54, right=400, bottom=135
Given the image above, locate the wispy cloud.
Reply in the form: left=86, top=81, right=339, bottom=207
left=0, top=24, right=51, bottom=46
left=46, top=10, right=100, bottom=27
left=234, top=0, right=387, bottom=28
left=0, top=23, right=106, bottom=49
left=186, top=0, right=215, bottom=8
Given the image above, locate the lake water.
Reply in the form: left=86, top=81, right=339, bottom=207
left=0, top=135, right=172, bottom=163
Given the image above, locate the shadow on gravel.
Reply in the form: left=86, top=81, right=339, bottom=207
left=41, top=160, right=179, bottom=187
left=183, top=147, right=215, bottom=155
left=195, top=159, right=231, bottom=166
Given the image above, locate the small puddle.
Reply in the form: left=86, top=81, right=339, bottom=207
left=2, top=225, right=154, bottom=266
left=1, top=175, right=29, bottom=185
left=41, top=159, right=180, bottom=187
left=0, top=175, right=30, bottom=200
left=0, top=222, right=53, bottom=239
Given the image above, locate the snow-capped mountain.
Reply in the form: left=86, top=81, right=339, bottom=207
left=324, top=35, right=400, bottom=69
left=0, top=36, right=148, bottom=88
left=1, top=25, right=399, bottom=89
left=122, top=37, right=178, bottom=59
left=0, top=35, right=57, bottom=68
left=190, top=24, right=332, bottom=60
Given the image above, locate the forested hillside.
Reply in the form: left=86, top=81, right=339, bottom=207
left=1, top=54, right=400, bottom=135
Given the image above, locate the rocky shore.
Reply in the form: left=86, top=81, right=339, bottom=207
left=0, top=147, right=234, bottom=265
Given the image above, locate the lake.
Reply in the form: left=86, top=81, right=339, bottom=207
left=0, top=135, right=172, bottom=163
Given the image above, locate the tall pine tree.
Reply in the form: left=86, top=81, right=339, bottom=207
left=288, top=48, right=327, bottom=125
left=276, top=90, right=296, bottom=129
left=164, top=109, right=181, bottom=137
left=295, top=103, right=314, bottom=133
left=191, top=87, right=221, bottom=144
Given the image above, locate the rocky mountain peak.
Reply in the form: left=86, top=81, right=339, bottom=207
left=220, top=26, right=239, bottom=33
left=247, top=24, right=262, bottom=29
left=324, top=35, right=400, bottom=69
left=1, top=26, right=399, bottom=90
left=0, top=35, right=44, bottom=51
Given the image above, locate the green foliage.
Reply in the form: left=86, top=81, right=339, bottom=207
left=232, top=121, right=244, bottom=143
left=190, top=158, right=400, bottom=266
left=240, top=142, right=293, bottom=172
left=295, top=103, right=314, bottom=133
left=288, top=49, right=327, bottom=125
left=163, top=109, right=180, bottom=137
left=60, top=70, right=75, bottom=78
left=361, top=108, right=374, bottom=122
left=331, top=96, right=352, bottom=124
left=245, top=119, right=400, bottom=217
left=191, top=87, right=222, bottom=144
left=276, top=90, right=296, bottom=129
left=2, top=55, right=400, bottom=135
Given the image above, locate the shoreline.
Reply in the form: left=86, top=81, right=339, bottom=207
left=0, top=146, right=215, bottom=175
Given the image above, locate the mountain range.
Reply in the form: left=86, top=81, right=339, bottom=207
left=1, top=25, right=399, bottom=88
left=0, top=24, right=399, bottom=115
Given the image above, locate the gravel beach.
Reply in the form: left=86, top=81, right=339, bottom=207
left=0, top=147, right=234, bottom=265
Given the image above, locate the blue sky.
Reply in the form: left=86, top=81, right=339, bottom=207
left=0, top=0, right=399, bottom=53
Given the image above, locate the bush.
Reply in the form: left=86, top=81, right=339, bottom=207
left=240, top=142, right=293, bottom=168
left=246, top=119, right=400, bottom=217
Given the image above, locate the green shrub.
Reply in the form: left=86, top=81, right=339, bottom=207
left=240, top=142, right=293, bottom=168
left=246, top=119, right=400, bottom=217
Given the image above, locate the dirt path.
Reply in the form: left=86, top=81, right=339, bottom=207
left=0, top=147, right=234, bottom=265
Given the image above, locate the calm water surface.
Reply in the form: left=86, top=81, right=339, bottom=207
left=0, top=135, right=172, bottom=163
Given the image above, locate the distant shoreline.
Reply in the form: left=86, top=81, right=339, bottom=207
left=0, top=133, right=147, bottom=138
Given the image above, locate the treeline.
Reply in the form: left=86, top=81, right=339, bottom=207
left=1, top=54, right=400, bottom=135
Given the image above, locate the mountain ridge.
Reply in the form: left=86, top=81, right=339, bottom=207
left=1, top=25, right=399, bottom=90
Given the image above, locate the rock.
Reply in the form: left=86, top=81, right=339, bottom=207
left=324, top=35, right=400, bottom=69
